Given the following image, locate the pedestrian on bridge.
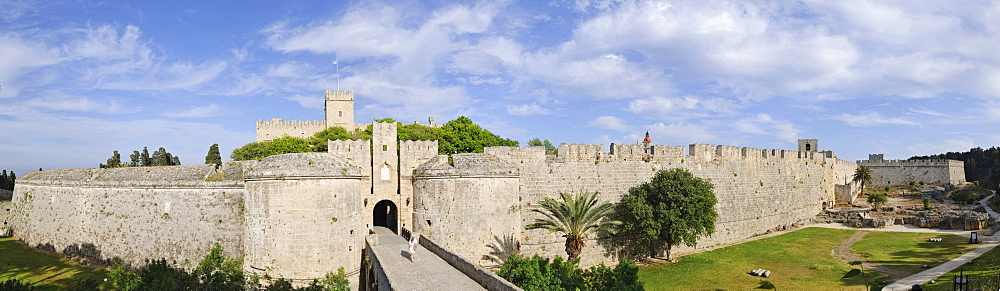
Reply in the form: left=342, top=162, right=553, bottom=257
left=407, top=235, right=420, bottom=261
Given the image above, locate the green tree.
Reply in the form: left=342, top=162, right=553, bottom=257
left=193, top=243, right=244, bottom=290
left=616, top=168, right=718, bottom=259
left=867, top=193, right=888, bottom=211
left=526, top=191, right=620, bottom=261
left=527, top=138, right=557, bottom=154
left=130, top=150, right=140, bottom=167
left=852, top=165, right=873, bottom=196
left=205, top=144, right=222, bottom=166
left=497, top=255, right=641, bottom=291
left=106, top=150, right=122, bottom=168
left=307, top=126, right=372, bottom=152
left=231, top=136, right=312, bottom=161
left=441, top=116, right=518, bottom=154
left=141, top=147, right=151, bottom=167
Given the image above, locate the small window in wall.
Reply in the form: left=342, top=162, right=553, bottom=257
left=339, top=111, right=343, bottom=117
left=805, top=144, right=811, bottom=151
left=382, top=145, right=388, bottom=151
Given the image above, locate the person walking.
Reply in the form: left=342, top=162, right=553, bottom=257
left=407, top=235, right=420, bottom=261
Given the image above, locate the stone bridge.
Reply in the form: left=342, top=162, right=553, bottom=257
left=361, top=227, right=520, bottom=291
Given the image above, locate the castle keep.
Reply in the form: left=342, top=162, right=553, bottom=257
left=7, top=90, right=968, bottom=282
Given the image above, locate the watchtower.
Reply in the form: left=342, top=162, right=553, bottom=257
left=325, top=90, right=355, bottom=130
left=798, top=139, right=818, bottom=157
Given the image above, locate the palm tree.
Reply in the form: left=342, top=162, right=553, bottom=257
left=526, top=191, right=620, bottom=261
left=852, top=165, right=874, bottom=197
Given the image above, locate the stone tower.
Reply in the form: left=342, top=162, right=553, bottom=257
left=325, top=90, right=354, bottom=130
left=798, top=139, right=818, bottom=157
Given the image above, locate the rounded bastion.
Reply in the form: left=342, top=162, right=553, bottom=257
left=412, top=153, right=522, bottom=265
left=244, top=153, right=365, bottom=280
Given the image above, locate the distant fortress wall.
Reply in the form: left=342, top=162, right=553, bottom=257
left=858, top=154, right=966, bottom=186
left=484, top=143, right=855, bottom=266
left=256, top=118, right=327, bottom=142
left=9, top=163, right=253, bottom=268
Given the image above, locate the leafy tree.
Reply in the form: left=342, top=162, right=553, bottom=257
left=526, top=191, right=620, bottom=261
left=616, top=168, right=718, bottom=260
left=307, top=126, right=372, bottom=152
left=852, top=165, right=873, bottom=196
left=205, top=144, right=222, bottom=166
left=141, top=147, right=151, bottom=167
left=867, top=193, right=888, bottom=211
left=441, top=116, right=518, bottom=154
left=527, top=138, right=557, bottom=154
left=193, top=243, right=244, bottom=290
left=130, top=150, right=140, bottom=167
left=105, top=150, right=122, bottom=168
left=496, top=255, right=573, bottom=291
left=231, top=136, right=311, bottom=161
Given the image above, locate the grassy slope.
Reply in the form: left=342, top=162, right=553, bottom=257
left=852, top=232, right=978, bottom=273
left=0, top=237, right=112, bottom=290
left=920, top=240, right=1000, bottom=290
left=638, top=227, right=869, bottom=290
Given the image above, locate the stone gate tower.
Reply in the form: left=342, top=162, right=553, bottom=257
left=325, top=90, right=355, bottom=130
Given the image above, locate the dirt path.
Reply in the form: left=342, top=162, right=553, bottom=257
left=831, top=230, right=913, bottom=279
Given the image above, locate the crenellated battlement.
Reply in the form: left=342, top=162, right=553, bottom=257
left=551, top=142, right=833, bottom=163
left=485, top=146, right=547, bottom=164
left=255, top=118, right=328, bottom=142
left=256, top=118, right=327, bottom=126
left=400, top=140, right=438, bottom=153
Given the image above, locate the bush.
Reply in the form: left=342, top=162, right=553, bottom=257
left=923, top=197, right=933, bottom=210
left=951, top=185, right=992, bottom=204
left=0, top=279, right=35, bottom=291
left=497, top=255, right=642, bottom=291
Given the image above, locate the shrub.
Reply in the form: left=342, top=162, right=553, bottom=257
left=496, top=255, right=642, bottom=291
left=923, top=197, right=933, bottom=210
left=0, top=279, right=35, bottom=291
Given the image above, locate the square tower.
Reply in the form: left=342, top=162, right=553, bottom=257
left=798, top=139, right=818, bottom=153
left=325, top=90, right=355, bottom=129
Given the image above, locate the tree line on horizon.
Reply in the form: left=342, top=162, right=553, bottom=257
left=101, top=147, right=181, bottom=168
left=231, top=116, right=519, bottom=161
left=1, top=169, right=14, bottom=192
left=910, top=146, right=1000, bottom=190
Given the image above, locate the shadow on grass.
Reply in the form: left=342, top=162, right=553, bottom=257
left=842, top=269, right=862, bottom=279
left=0, top=238, right=111, bottom=290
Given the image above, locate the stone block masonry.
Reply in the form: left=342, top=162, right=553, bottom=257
left=10, top=162, right=252, bottom=269
left=859, top=154, right=966, bottom=186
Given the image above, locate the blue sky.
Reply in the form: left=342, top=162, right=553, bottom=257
left=3, top=0, right=1000, bottom=175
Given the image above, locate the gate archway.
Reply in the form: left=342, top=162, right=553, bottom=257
left=373, top=200, right=398, bottom=234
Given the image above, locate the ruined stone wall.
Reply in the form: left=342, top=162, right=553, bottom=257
left=485, top=144, right=844, bottom=267
left=9, top=162, right=252, bottom=268
left=256, top=118, right=327, bottom=142
left=858, top=156, right=966, bottom=186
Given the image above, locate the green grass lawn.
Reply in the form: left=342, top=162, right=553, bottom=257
left=919, top=241, right=1000, bottom=291
left=0, top=237, right=112, bottom=290
left=638, top=227, right=873, bottom=290
left=851, top=232, right=978, bottom=273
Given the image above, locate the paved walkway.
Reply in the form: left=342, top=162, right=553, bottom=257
left=873, top=192, right=999, bottom=291
left=369, top=227, right=485, bottom=291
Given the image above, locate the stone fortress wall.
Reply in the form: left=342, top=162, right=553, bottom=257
left=9, top=163, right=252, bottom=268
left=858, top=154, right=966, bottom=186
left=8, top=90, right=972, bottom=283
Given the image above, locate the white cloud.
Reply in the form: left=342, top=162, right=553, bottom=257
left=525, top=53, right=670, bottom=99
left=21, top=93, right=131, bottom=114
left=906, top=107, right=948, bottom=117
left=589, top=116, right=629, bottom=132
left=627, top=95, right=738, bottom=121
left=507, top=103, right=551, bottom=116
left=285, top=94, right=324, bottom=109
left=732, top=114, right=799, bottom=142
left=832, top=112, right=920, bottom=127
left=163, top=104, right=221, bottom=118
left=646, top=122, right=713, bottom=144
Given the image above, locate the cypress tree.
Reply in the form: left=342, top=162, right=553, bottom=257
left=205, top=144, right=222, bottom=166
left=141, top=147, right=151, bottom=167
